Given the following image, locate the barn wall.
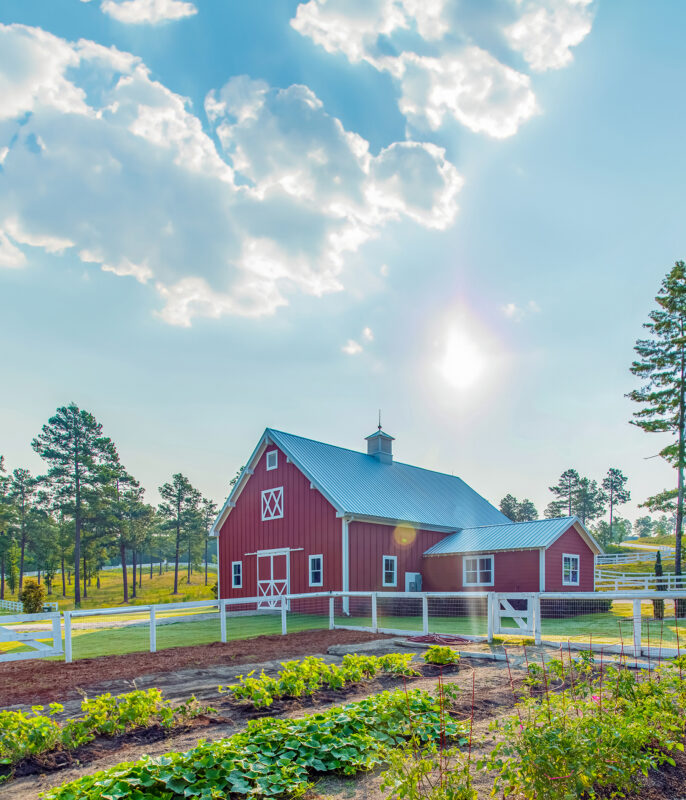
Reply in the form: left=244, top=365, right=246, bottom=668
left=423, top=550, right=540, bottom=592
left=347, top=521, right=446, bottom=591
left=218, top=444, right=341, bottom=598
left=545, top=526, right=595, bottom=591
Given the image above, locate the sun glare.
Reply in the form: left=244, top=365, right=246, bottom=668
left=437, top=326, right=487, bottom=390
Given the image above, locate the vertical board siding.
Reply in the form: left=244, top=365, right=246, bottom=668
left=218, top=445, right=341, bottom=599
left=348, top=521, right=445, bottom=591
left=423, top=550, right=540, bottom=592
left=545, top=526, right=595, bottom=591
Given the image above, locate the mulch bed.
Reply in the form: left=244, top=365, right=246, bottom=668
left=0, top=629, right=392, bottom=707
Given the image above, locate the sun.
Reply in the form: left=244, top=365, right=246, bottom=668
left=436, top=326, right=487, bottom=390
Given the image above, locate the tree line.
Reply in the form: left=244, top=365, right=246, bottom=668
left=0, top=404, right=218, bottom=606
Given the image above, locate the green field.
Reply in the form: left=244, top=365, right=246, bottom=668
left=1, top=565, right=217, bottom=612
left=3, top=600, right=685, bottom=661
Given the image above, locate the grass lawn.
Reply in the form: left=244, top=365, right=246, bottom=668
left=598, top=559, right=676, bottom=576
left=1, top=566, right=217, bottom=612
left=2, top=602, right=685, bottom=659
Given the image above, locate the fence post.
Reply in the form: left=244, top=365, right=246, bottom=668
left=371, top=593, right=378, bottom=633
left=150, top=607, right=157, bottom=653
left=533, top=594, right=542, bottom=646
left=632, top=598, right=642, bottom=656
left=64, top=610, right=72, bottom=664
left=220, top=599, right=227, bottom=644
left=281, top=595, right=287, bottom=636
left=487, top=593, right=494, bottom=643
left=329, top=596, right=335, bottom=630
left=422, top=594, right=429, bottom=635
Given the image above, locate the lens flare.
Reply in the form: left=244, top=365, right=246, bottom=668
left=437, top=326, right=486, bottom=390
left=393, top=525, right=417, bottom=547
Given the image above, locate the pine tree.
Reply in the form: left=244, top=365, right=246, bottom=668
left=634, top=516, right=654, bottom=538
left=574, top=478, right=607, bottom=525
left=200, top=497, right=218, bottom=586
left=158, top=473, right=201, bottom=595
left=8, top=468, right=38, bottom=589
left=32, top=404, right=118, bottom=606
left=516, top=499, right=538, bottom=522
left=0, top=457, right=15, bottom=600
left=546, top=469, right=580, bottom=517
left=628, top=261, right=686, bottom=586
left=602, top=468, right=630, bottom=543
left=499, top=494, right=519, bottom=521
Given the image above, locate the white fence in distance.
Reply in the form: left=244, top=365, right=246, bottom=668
left=0, top=599, right=58, bottom=614
left=595, top=551, right=670, bottom=566
left=595, top=570, right=686, bottom=591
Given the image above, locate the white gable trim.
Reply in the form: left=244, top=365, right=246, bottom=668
left=210, top=428, right=346, bottom=536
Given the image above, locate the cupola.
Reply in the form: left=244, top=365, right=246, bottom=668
left=365, top=422, right=394, bottom=464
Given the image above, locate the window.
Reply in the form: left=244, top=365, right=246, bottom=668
left=261, top=487, right=284, bottom=521
left=463, top=555, right=494, bottom=587
left=562, top=554, right=580, bottom=586
left=309, top=555, right=323, bottom=587
left=382, top=555, right=397, bottom=587
left=266, top=450, right=278, bottom=471
left=232, top=561, right=242, bottom=588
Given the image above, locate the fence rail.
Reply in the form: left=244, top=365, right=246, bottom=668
left=0, top=589, right=681, bottom=664
left=596, top=552, right=663, bottom=565
left=595, top=571, right=686, bottom=591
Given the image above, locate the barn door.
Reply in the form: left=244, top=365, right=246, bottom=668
left=257, top=549, right=290, bottom=610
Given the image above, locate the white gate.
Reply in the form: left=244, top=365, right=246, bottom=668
left=257, top=549, right=290, bottom=610
left=0, top=612, right=62, bottom=662
left=493, top=593, right=535, bottom=638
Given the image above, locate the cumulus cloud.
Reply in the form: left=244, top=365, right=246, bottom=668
left=342, top=339, right=363, bottom=355
left=100, top=0, right=198, bottom=25
left=506, top=1, right=594, bottom=72
left=502, top=299, right=541, bottom=321
left=0, top=24, right=462, bottom=326
left=292, top=0, right=594, bottom=139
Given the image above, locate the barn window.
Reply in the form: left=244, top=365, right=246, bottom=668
left=382, top=555, right=397, bottom=587
left=562, top=554, right=580, bottom=586
left=266, top=450, right=278, bottom=471
left=261, top=487, right=284, bottom=521
left=463, top=555, right=494, bottom=587
left=309, top=555, right=323, bottom=587
left=232, top=561, right=242, bottom=588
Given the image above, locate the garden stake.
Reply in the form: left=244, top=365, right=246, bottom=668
left=540, top=655, right=552, bottom=725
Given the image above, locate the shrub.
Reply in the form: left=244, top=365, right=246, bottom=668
left=423, top=646, right=460, bottom=666
left=18, top=579, right=46, bottom=614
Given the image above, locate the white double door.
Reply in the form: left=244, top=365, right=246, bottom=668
left=257, top=548, right=290, bottom=609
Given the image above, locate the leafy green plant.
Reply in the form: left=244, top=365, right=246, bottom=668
left=382, top=742, right=476, bottom=800
left=423, top=646, right=460, bottom=666
left=377, top=653, right=420, bottom=676
left=43, top=688, right=468, bottom=800
left=0, top=688, right=211, bottom=778
left=17, top=579, right=46, bottom=614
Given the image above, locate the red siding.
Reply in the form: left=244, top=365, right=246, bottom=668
left=348, top=521, right=446, bottom=591
left=545, top=526, right=595, bottom=591
left=218, top=445, right=341, bottom=599
left=423, top=550, right=540, bottom=592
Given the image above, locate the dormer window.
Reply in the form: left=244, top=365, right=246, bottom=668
left=266, top=450, right=278, bottom=471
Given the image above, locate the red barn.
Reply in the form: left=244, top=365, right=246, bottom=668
left=211, top=427, right=601, bottom=606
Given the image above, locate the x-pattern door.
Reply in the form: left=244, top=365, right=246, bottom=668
left=261, top=487, right=283, bottom=520
left=257, top=550, right=289, bottom=609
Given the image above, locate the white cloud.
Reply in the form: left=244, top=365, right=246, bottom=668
left=0, top=24, right=462, bottom=326
left=292, top=0, right=593, bottom=139
left=506, top=1, right=594, bottom=72
left=362, top=326, right=374, bottom=341
left=100, top=0, right=198, bottom=25
left=502, top=299, right=541, bottom=321
left=342, top=338, right=363, bottom=355
left=0, top=232, right=25, bottom=268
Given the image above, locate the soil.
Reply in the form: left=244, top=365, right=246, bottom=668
left=1, top=643, right=685, bottom=800
left=0, top=629, right=391, bottom=707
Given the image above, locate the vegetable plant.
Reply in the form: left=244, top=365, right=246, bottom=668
left=423, top=646, right=460, bottom=666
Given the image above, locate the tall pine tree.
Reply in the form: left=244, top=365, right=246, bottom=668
left=158, top=473, right=201, bottom=595
left=32, top=404, right=118, bottom=606
left=545, top=469, right=580, bottom=517
left=602, top=468, right=630, bottom=543
left=628, top=261, right=686, bottom=586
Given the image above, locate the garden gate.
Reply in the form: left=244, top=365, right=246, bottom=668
left=492, top=593, right=536, bottom=639
left=0, top=612, right=62, bottom=662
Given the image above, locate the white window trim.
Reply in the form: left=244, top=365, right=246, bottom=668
left=266, top=450, right=278, bottom=471
left=261, top=487, right=284, bottom=521
left=231, top=560, right=243, bottom=589
left=309, top=554, right=323, bottom=587
left=382, top=555, right=397, bottom=587
left=562, top=553, right=580, bottom=586
left=462, top=554, right=495, bottom=587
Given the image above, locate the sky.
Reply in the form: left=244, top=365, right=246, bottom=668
left=0, top=0, right=684, bottom=523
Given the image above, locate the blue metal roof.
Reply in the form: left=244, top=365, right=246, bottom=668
left=267, top=428, right=510, bottom=530
left=423, top=516, right=584, bottom=555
